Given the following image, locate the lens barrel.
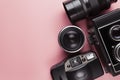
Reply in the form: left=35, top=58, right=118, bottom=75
left=63, top=0, right=117, bottom=23
left=58, top=26, right=85, bottom=53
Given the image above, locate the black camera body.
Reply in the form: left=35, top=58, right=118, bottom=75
left=51, top=52, right=104, bottom=80
left=90, top=8, right=120, bottom=76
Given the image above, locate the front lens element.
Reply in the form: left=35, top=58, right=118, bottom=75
left=63, top=30, right=81, bottom=49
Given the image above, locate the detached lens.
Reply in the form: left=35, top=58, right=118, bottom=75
left=58, top=26, right=85, bottom=53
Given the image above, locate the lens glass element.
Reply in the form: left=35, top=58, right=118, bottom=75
left=59, top=26, right=85, bottom=53
left=63, top=30, right=81, bottom=49
left=110, top=25, right=120, bottom=41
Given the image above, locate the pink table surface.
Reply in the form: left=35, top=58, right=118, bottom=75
left=0, top=0, right=120, bottom=80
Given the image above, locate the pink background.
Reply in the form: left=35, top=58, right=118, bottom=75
left=0, top=0, right=120, bottom=80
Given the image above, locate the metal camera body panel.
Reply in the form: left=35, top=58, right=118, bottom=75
left=92, top=8, right=120, bottom=76
left=51, top=52, right=104, bottom=80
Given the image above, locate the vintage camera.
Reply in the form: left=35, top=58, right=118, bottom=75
left=51, top=52, right=104, bottom=80
left=89, top=8, right=120, bottom=76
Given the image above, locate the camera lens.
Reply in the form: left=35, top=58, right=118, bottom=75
left=114, top=43, right=120, bottom=62
left=63, top=0, right=117, bottom=23
left=58, top=26, right=85, bottom=53
left=109, top=25, right=120, bottom=41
